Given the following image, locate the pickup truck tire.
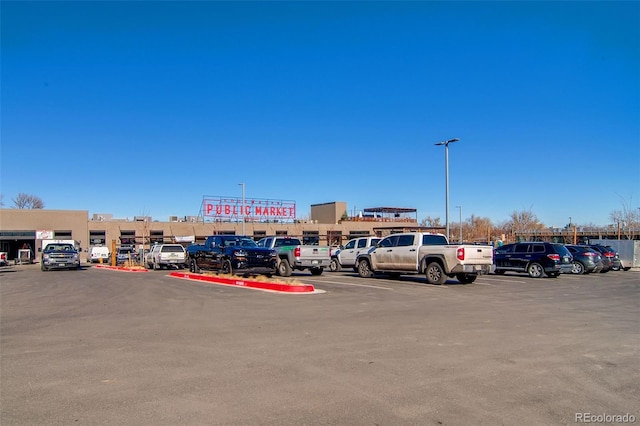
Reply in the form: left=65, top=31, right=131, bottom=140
left=190, top=259, right=200, bottom=274
left=277, top=259, right=292, bottom=277
left=425, top=261, right=447, bottom=285
left=310, top=267, right=323, bottom=276
left=455, top=273, right=477, bottom=284
left=357, top=259, right=373, bottom=278
left=329, top=258, right=341, bottom=272
left=527, top=262, right=544, bottom=278
left=221, top=259, right=233, bottom=275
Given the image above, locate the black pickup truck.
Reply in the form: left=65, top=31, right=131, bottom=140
left=186, top=235, right=278, bottom=277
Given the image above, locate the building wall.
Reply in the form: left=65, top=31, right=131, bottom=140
left=1, top=207, right=430, bottom=262
left=0, top=209, right=89, bottom=260
left=310, top=201, right=347, bottom=224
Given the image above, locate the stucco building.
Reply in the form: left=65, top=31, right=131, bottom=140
left=0, top=202, right=437, bottom=262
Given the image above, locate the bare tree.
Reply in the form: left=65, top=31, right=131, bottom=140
left=420, top=216, right=442, bottom=227
left=12, top=193, right=45, bottom=209
left=503, top=208, right=545, bottom=241
left=609, top=195, right=638, bottom=239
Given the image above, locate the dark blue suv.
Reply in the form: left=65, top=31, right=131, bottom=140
left=493, top=242, right=573, bottom=278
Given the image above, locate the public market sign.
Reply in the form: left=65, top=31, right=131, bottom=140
left=201, top=196, right=296, bottom=221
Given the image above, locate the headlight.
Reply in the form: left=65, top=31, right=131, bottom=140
left=234, top=250, right=247, bottom=258
left=43, top=254, right=50, bottom=260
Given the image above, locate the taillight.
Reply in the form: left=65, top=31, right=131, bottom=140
left=584, top=252, right=596, bottom=257
left=547, top=254, right=560, bottom=261
left=0, top=253, right=5, bottom=260
left=457, top=247, right=465, bottom=261
left=604, top=252, right=614, bottom=258
left=294, top=247, right=301, bottom=257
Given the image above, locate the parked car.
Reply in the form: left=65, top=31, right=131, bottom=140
left=587, top=244, right=619, bottom=273
left=493, top=242, right=573, bottom=278
left=146, top=243, right=187, bottom=270
left=564, top=245, right=603, bottom=274
left=115, top=246, right=136, bottom=265
left=87, top=246, right=110, bottom=264
left=330, top=236, right=381, bottom=272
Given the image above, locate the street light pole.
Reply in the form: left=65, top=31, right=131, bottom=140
left=238, top=183, right=245, bottom=235
left=434, top=138, right=459, bottom=240
left=456, top=205, right=462, bottom=243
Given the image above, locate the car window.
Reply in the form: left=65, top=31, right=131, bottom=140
left=371, top=238, right=381, bottom=246
left=566, top=246, right=577, bottom=253
left=161, top=245, right=185, bottom=253
left=532, top=244, right=545, bottom=253
left=344, top=240, right=356, bottom=250
left=552, top=244, right=571, bottom=256
left=422, top=235, right=448, bottom=245
left=397, top=235, right=415, bottom=247
left=514, top=244, right=529, bottom=253
left=378, top=236, right=398, bottom=248
left=495, top=244, right=513, bottom=254
left=275, top=238, right=301, bottom=247
left=357, top=239, right=367, bottom=249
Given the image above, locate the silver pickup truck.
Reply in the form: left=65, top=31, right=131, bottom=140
left=355, top=232, right=493, bottom=284
left=257, top=236, right=331, bottom=276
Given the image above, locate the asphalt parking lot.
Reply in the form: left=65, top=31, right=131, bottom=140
left=1, top=265, right=638, bottom=425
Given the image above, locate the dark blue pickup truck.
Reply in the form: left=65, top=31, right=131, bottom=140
left=186, top=235, right=278, bottom=277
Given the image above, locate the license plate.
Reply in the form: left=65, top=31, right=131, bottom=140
left=312, top=260, right=318, bottom=264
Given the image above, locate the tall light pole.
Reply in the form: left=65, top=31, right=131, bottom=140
left=238, top=183, right=245, bottom=235
left=456, top=205, right=462, bottom=243
left=434, top=138, right=459, bottom=240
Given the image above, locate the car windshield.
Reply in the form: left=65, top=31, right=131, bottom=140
left=226, top=238, right=258, bottom=247
left=45, top=244, right=74, bottom=251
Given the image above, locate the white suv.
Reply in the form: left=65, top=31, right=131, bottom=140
left=146, top=244, right=187, bottom=270
left=330, top=236, right=380, bottom=272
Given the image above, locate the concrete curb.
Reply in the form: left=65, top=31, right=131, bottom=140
left=168, top=271, right=318, bottom=294
left=95, top=265, right=149, bottom=273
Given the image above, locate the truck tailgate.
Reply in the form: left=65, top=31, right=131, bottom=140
left=299, top=246, right=330, bottom=263
left=458, top=245, right=494, bottom=264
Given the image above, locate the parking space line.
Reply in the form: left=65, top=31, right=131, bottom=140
left=304, top=279, right=394, bottom=290
left=479, top=277, right=528, bottom=284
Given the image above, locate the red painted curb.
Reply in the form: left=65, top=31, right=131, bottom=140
left=168, top=271, right=315, bottom=293
left=94, top=265, right=149, bottom=273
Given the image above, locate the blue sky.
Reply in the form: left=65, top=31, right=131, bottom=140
left=2, top=1, right=639, bottom=228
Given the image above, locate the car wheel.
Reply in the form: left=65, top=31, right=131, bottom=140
left=357, top=259, right=373, bottom=278
left=571, top=261, right=585, bottom=275
left=277, top=259, right=292, bottom=277
left=190, top=259, right=200, bottom=274
left=221, top=259, right=233, bottom=275
left=425, top=261, right=447, bottom=285
left=329, top=258, right=341, bottom=272
left=456, top=273, right=477, bottom=284
left=310, top=267, right=323, bottom=276
left=527, top=262, right=544, bottom=278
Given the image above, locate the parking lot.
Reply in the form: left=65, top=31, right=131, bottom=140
left=1, top=265, right=638, bottom=425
